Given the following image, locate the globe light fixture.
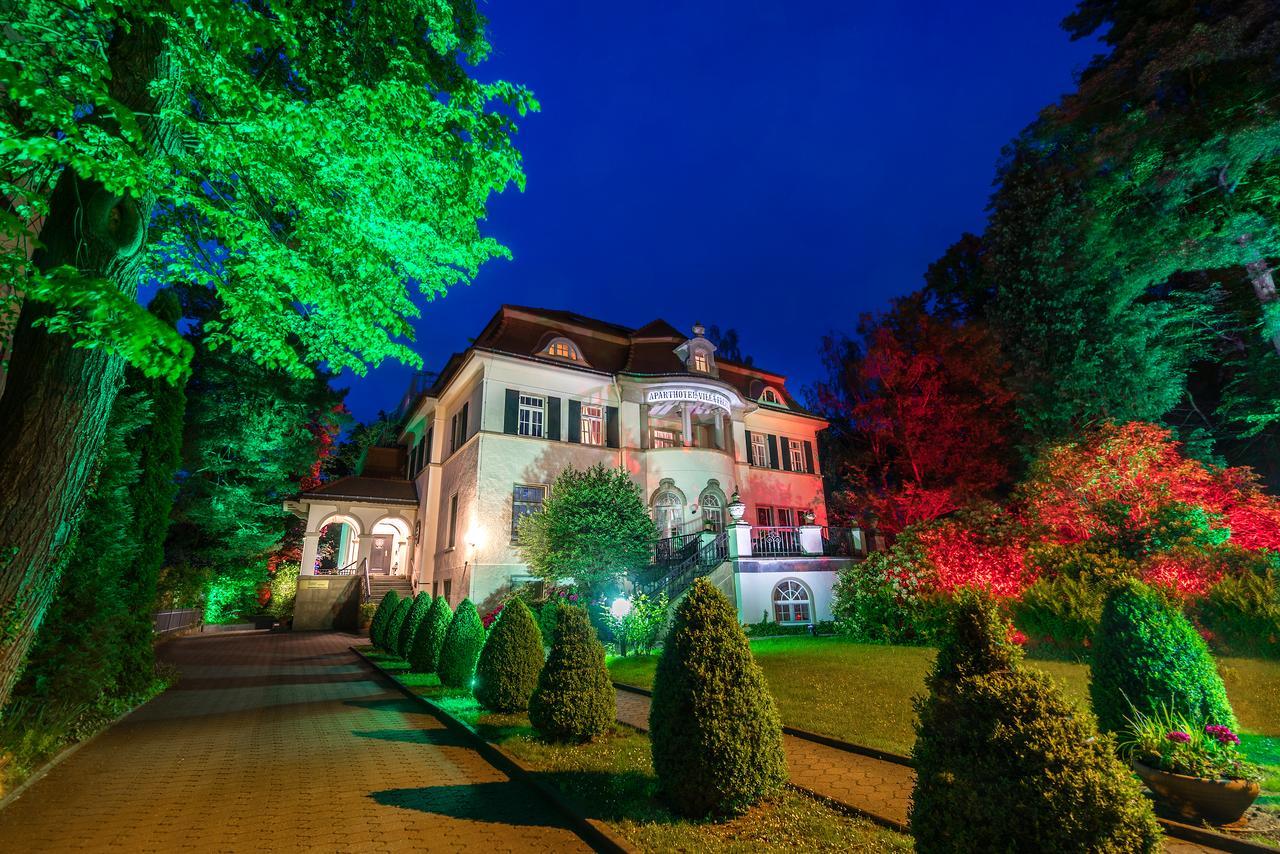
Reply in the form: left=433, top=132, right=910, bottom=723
left=610, top=596, right=633, bottom=620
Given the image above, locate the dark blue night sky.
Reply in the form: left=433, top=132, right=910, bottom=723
left=339, top=2, right=1100, bottom=421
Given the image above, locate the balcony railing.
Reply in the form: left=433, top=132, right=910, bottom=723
left=821, top=526, right=867, bottom=557
left=751, top=526, right=803, bottom=557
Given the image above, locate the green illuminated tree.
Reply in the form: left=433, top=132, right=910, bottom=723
left=0, top=0, right=533, bottom=708
left=474, top=599, right=543, bottom=713
left=438, top=599, right=485, bottom=688
left=517, top=464, right=656, bottom=595
left=397, top=593, right=434, bottom=660
left=408, top=596, right=452, bottom=674
left=369, top=590, right=400, bottom=650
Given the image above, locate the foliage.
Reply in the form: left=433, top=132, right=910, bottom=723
left=910, top=593, right=1161, bottom=853
left=600, top=592, right=669, bottom=656
left=474, top=599, right=544, bottom=712
left=267, top=563, right=300, bottom=622
left=1091, top=581, right=1237, bottom=735
left=535, top=591, right=585, bottom=647
left=528, top=604, right=615, bottom=743
left=397, top=593, right=434, bottom=660
left=649, top=579, right=787, bottom=817
left=369, top=591, right=400, bottom=650
left=517, top=464, right=656, bottom=593
left=438, top=599, right=485, bottom=688
left=384, top=597, right=414, bottom=659
left=408, top=596, right=452, bottom=674
left=832, top=548, right=946, bottom=644
left=1198, top=570, right=1280, bottom=658
left=1011, top=575, right=1103, bottom=658
left=812, top=295, right=1017, bottom=533
left=1121, top=705, right=1261, bottom=783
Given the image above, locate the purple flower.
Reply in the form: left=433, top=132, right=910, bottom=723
left=1166, top=731, right=1192, bottom=744
left=1204, top=725, right=1240, bottom=746
left=568, top=594, right=578, bottom=602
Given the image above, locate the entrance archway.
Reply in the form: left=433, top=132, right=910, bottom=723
left=371, top=516, right=412, bottom=576
left=316, top=514, right=361, bottom=573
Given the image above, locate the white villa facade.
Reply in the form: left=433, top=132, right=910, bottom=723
left=288, top=305, right=863, bottom=629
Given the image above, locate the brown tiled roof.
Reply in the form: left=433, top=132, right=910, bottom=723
left=301, top=476, right=417, bottom=505
left=422, top=305, right=822, bottom=419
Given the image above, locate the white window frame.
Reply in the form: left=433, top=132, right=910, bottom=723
left=510, top=484, right=546, bottom=542
left=692, top=348, right=709, bottom=372
left=651, top=428, right=678, bottom=449
left=762, top=387, right=783, bottom=405
left=446, top=492, right=459, bottom=550
left=700, top=494, right=724, bottom=532
left=518, top=394, right=545, bottom=438
left=543, top=337, right=580, bottom=361
left=580, top=403, right=604, bottom=446
left=750, top=432, right=768, bottom=467
left=773, top=579, right=812, bottom=624
left=788, top=438, right=805, bottom=472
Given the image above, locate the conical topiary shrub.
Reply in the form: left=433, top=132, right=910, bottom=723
left=528, top=604, right=615, bottom=742
left=397, top=592, right=433, bottom=659
left=910, top=592, right=1161, bottom=853
left=369, top=590, right=399, bottom=649
left=438, top=599, right=486, bottom=688
left=384, top=596, right=413, bottom=660
left=408, top=595, right=452, bottom=674
left=475, top=599, right=545, bottom=712
left=649, top=578, right=786, bottom=817
left=1091, top=580, right=1237, bottom=734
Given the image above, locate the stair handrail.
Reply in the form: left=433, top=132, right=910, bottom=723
left=360, top=558, right=371, bottom=602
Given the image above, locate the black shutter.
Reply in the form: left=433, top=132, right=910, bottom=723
left=606, top=406, right=620, bottom=448
left=744, top=430, right=754, bottom=465
left=425, top=426, right=433, bottom=466
left=568, top=400, right=581, bottom=443
left=504, top=388, right=519, bottom=434
left=546, top=396, right=561, bottom=440
left=803, top=440, right=815, bottom=474
left=450, top=414, right=458, bottom=453
left=779, top=436, right=791, bottom=471
left=459, top=401, right=469, bottom=447
left=766, top=434, right=779, bottom=469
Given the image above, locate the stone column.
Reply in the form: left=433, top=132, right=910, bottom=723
left=681, top=403, right=693, bottom=447
left=299, top=530, right=321, bottom=576
left=713, top=411, right=724, bottom=450
left=798, top=524, right=823, bottom=555
left=356, top=534, right=375, bottom=571
left=727, top=521, right=753, bottom=559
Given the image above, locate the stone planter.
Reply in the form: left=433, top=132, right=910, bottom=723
left=1132, top=759, right=1260, bottom=825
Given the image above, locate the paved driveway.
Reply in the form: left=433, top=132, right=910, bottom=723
left=0, top=631, right=587, bottom=853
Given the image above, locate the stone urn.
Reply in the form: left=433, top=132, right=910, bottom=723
left=727, top=490, right=746, bottom=522
left=1132, top=759, right=1260, bottom=825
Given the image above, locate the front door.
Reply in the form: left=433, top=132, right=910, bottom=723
left=370, top=536, right=391, bottom=573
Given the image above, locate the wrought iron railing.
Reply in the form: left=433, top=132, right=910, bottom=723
left=153, top=608, right=202, bottom=634
left=639, top=531, right=729, bottom=599
left=751, top=526, right=803, bottom=557
left=653, top=530, right=700, bottom=566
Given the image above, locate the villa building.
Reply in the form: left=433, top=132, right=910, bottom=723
left=287, top=305, right=863, bottom=629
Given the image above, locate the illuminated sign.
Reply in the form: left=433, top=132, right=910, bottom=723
left=645, top=387, right=732, bottom=412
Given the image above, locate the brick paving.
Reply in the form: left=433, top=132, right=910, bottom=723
left=0, top=631, right=587, bottom=853
left=615, top=686, right=1220, bottom=853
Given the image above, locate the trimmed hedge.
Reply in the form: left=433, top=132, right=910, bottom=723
left=1091, top=580, right=1237, bottom=733
left=650, top=578, right=787, bottom=817
left=438, top=599, right=486, bottom=688
left=475, top=599, right=544, bottom=712
left=408, top=596, right=451, bottom=674
left=384, top=596, right=413, bottom=659
left=397, top=593, right=433, bottom=659
left=1011, top=575, right=1103, bottom=658
left=369, top=590, right=399, bottom=650
left=1198, top=570, right=1280, bottom=658
left=911, top=594, right=1161, bottom=853
left=529, top=604, right=615, bottom=743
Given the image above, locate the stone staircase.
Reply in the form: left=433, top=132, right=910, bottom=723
left=367, top=574, right=414, bottom=602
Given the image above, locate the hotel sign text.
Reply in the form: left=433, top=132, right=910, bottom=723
left=645, top=387, right=732, bottom=412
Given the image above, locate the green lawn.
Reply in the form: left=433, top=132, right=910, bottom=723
left=356, top=647, right=908, bottom=852
left=609, top=636, right=1280, bottom=814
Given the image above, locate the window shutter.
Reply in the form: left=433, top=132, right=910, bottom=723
left=546, top=396, right=561, bottom=441
left=450, top=414, right=458, bottom=453
left=568, top=400, right=582, bottom=443
left=744, top=430, right=754, bottom=464
left=779, top=436, right=791, bottom=471
left=425, top=426, right=433, bottom=466
left=459, top=402, right=469, bottom=447
left=803, top=440, right=816, bottom=474
left=766, top=434, right=779, bottom=469
left=606, top=406, right=620, bottom=448
left=504, top=389, right=519, bottom=434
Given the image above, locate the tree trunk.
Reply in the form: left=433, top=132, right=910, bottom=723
left=1245, top=259, right=1280, bottom=357
left=0, top=20, right=179, bottom=708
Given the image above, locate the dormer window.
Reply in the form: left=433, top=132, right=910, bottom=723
left=761, top=387, right=784, bottom=406
left=692, top=348, right=709, bottom=372
left=541, top=337, right=581, bottom=362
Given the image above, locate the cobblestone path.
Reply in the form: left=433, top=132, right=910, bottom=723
left=0, top=631, right=587, bottom=853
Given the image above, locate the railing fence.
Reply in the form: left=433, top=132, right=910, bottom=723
left=153, top=608, right=202, bottom=635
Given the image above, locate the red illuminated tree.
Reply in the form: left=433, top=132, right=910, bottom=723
left=814, top=296, right=1017, bottom=534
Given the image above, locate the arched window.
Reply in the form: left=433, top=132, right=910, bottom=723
left=700, top=493, right=724, bottom=532
left=541, top=337, right=581, bottom=362
left=653, top=491, right=683, bottom=539
left=772, top=579, right=812, bottom=624
left=761, top=387, right=783, bottom=405
left=692, top=348, right=709, bottom=372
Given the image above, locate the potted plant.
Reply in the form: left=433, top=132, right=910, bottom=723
left=1121, top=706, right=1262, bottom=825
